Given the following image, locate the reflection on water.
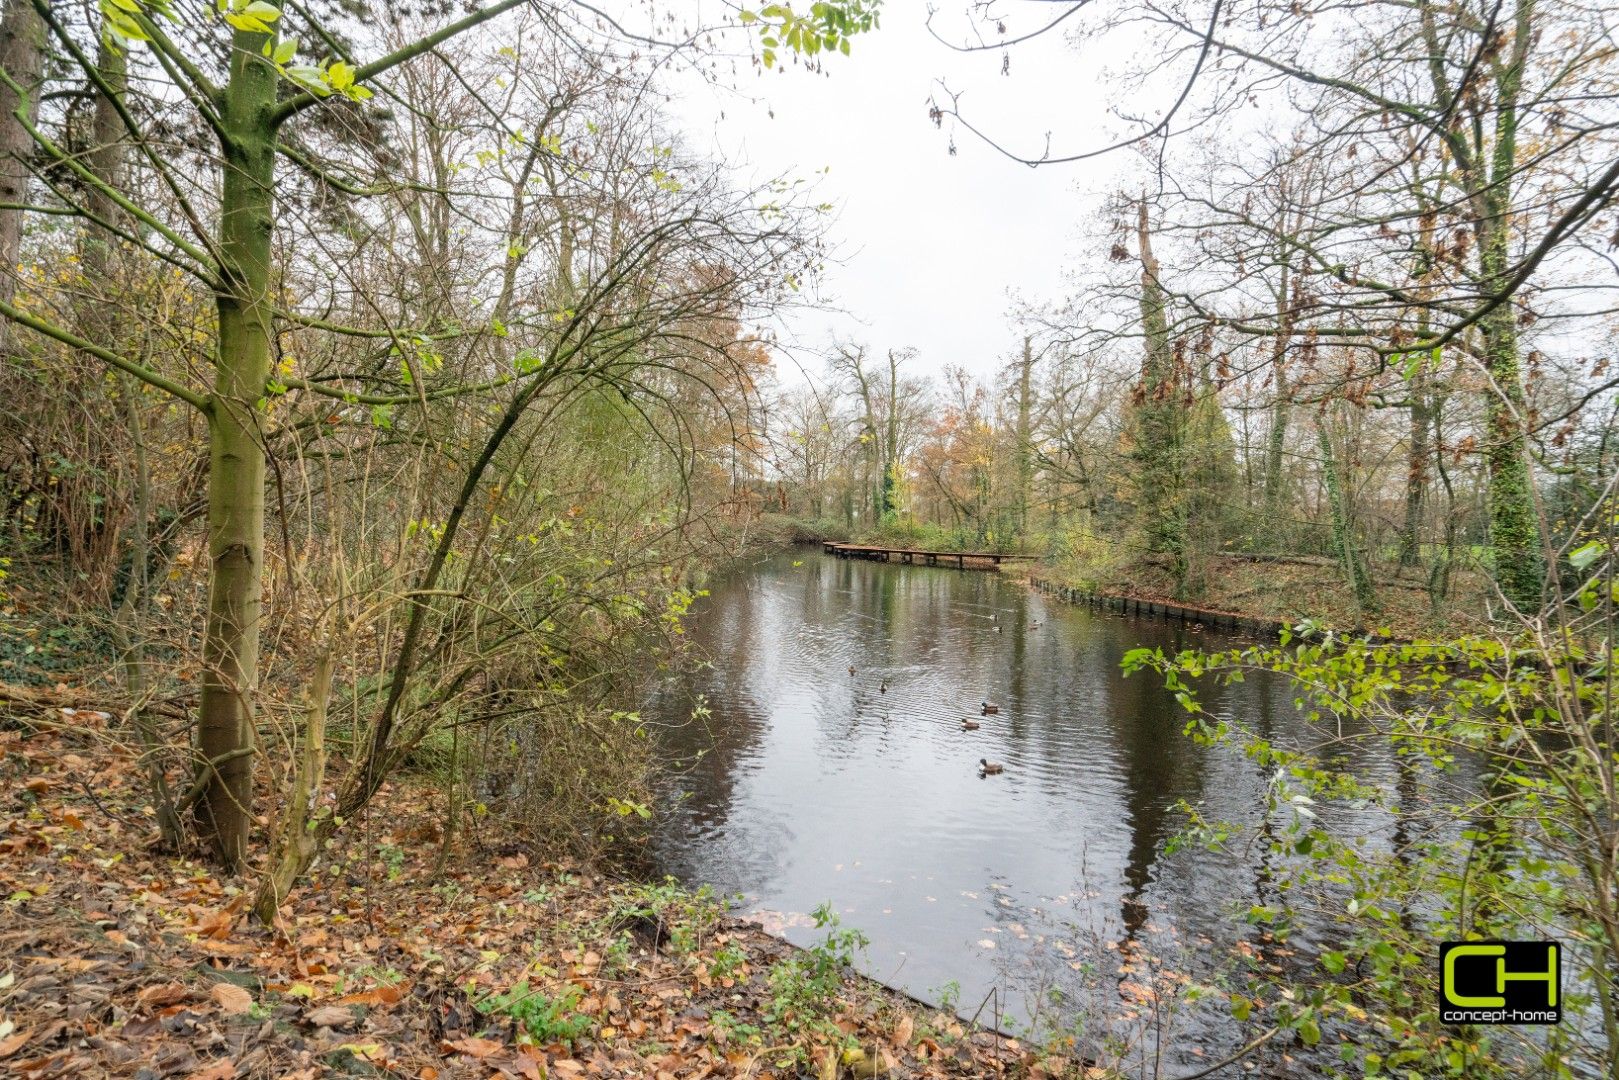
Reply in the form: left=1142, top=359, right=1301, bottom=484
left=646, top=553, right=1404, bottom=1068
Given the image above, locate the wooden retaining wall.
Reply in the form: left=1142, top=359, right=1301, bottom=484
left=1027, top=575, right=1289, bottom=639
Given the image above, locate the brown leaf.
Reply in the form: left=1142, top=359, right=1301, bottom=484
left=137, top=982, right=191, bottom=1008
left=210, top=983, right=253, bottom=1015
left=191, top=908, right=235, bottom=940
left=444, top=1036, right=503, bottom=1059
left=184, top=1060, right=236, bottom=1080
left=304, top=1005, right=356, bottom=1030
left=893, top=1014, right=914, bottom=1046
left=0, top=1029, right=29, bottom=1058
left=334, top=984, right=408, bottom=1007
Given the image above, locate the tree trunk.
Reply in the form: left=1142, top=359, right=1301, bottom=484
left=1477, top=189, right=1543, bottom=608
left=1473, top=0, right=1545, bottom=611
left=1133, top=201, right=1189, bottom=596
left=0, top=0, right=43, bottom=352
left=1398, top=371, right=1432, bottom=568
left=198, top=25, right=279, bottom=870
left=80, top=35, right=183, bottom=844
left=881, top=349, right=901, bottom=522
left=253, top=651, right=332, bottom=923
left=1317, top=418, right=1377, bottom=616
left=1015, top=335, right=1033, bottom=542
left=1262, top=271, right=1295, bottom=548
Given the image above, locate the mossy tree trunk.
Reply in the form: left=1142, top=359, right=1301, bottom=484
left=197, top=23, right=279, bottom=870
left=1472, top=2, right=1544, bottom=610
left=1476, top=190, right=1543, bottom=610
left=1132, top=201, right=1190, bottom=597
left=1317, top=417, right=1377, bottom=616
left=1416, top=0, right=1545, bottom=610
left=0, top=0, right=42, bottom=353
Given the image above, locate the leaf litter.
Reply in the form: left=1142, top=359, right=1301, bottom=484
left=0, top=715, right=1084, bottom=1078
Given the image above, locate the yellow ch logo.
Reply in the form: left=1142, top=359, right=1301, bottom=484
left=1443, top=944, right=1559, bottom=1008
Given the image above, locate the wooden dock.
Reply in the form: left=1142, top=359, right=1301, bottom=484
left=822, top=541, right=1037, bottom=570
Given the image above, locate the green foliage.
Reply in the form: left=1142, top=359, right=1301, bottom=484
left=765, top=903, right=868, bottom=1032
left=98, top=0, right=176, bottom=50
left=740, top=1, right=881, bottom=69
left=375, top=841, right=405, bottom=881
left=858, top=518, right=1025, bottom=555
left=479, top=982, right=592, bottom=1046
left=709, top=943, right=747, bottom=979
left=1124, top=612, right=1619, bottom=1076
left=607, top=878, right=729, bottom=956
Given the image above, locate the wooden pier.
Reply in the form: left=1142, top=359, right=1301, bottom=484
left=822, top=541, right=1037, bottom=571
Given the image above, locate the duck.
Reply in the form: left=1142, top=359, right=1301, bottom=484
left=978, top=758, right=1004, bottom=775
left=981, top=701, right=999, bottom=715
left=1030, top=621, right=1041, bottom=630
left=993, top=624, right=1002, bottom=634
left=961, top=719, right=980, bottom=731
left=848, top=665, right=856, bottom=677
left=879, top=679, right=888, bottom=694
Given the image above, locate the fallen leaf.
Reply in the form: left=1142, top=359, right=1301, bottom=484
left=191, top=907, right=235, bottom=940
left=304, top=1005, right=356, bottom=1029
left=211, top=983, right=253, bottom=1015
left=335, top=983, right=408, bottom=1007
left=184, top=1060, right=236, bottom=1080
left=894, top=1014, right=914, bottom=1046
left=444, top=1036, right=503, bottom=1059
left=0, top=1029, right=28, bottom=1057
left=137, top=982, right=190, bottom=1008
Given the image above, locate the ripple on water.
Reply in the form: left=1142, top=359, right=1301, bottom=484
left=647, top=552, right=1416, bottom=1072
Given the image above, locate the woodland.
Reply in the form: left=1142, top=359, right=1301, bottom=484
left=1, top=0, right=1618, bottom=1076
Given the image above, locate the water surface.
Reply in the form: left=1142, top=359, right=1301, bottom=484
left=646, top=553, right=1403, bottom=1067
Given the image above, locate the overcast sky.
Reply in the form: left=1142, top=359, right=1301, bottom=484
left=663, top=5, right=1139, bottom=384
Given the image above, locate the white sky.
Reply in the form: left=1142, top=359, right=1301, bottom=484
left=663, top=5, right=1136, bottom=384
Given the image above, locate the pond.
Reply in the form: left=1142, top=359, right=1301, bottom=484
left=645, top=552, right=1408, bottom=1071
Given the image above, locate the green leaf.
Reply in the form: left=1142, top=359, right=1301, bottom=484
left=284, top=64, right=331, bottom=95
left=1570, top=540, right=1606, bottom=570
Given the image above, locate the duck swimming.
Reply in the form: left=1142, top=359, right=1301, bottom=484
left=961, top=718, right=980, bottom=731
left=978, top=758, right=1004, bottom=775
left=981, top=701, right=999, bottom=715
